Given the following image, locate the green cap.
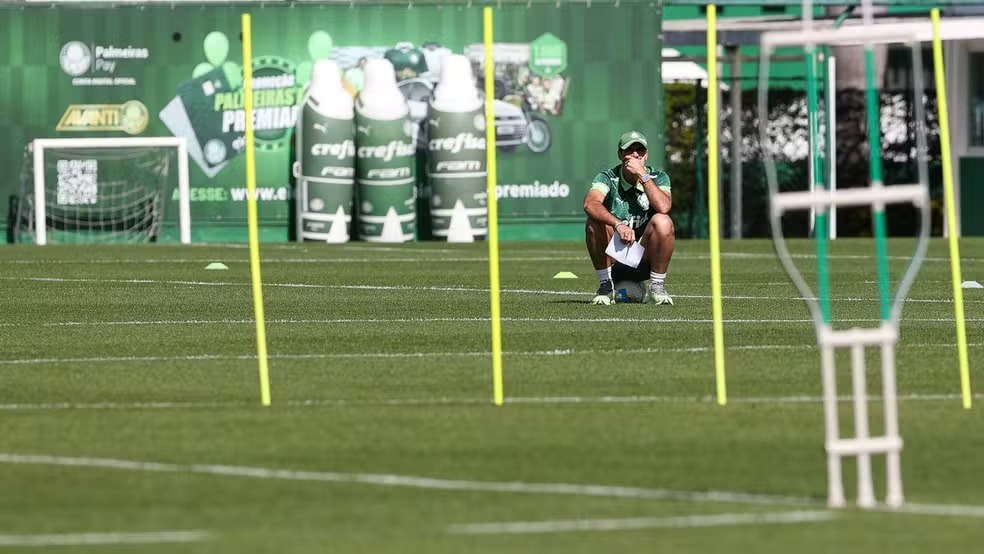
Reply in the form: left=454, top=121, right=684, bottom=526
left=617, top=130, right=648, bottom=151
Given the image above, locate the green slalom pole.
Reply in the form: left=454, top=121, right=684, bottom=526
left=806, top=45, right=832, bottom=324
left=864, top=44, right=891, bottom=321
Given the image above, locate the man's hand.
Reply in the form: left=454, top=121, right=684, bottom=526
left=615, top=222, right=636, bottom=244
left=623, top=157, right=648, bottom=183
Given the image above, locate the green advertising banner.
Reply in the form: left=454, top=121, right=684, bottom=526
left=0, top=4, right=664, bottom=242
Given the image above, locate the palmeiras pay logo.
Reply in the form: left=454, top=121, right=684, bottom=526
left=59, top=40, right=148, bottom=86
left=60, top=41, right=92, bottom=76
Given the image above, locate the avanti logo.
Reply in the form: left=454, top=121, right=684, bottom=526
left=56, top=100, right=149, bottom=135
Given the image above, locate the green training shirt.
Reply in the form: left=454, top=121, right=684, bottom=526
left=589, top=164, right=671, bottom=229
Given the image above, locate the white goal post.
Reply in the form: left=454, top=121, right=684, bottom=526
left=31, top=136, right=191, bottom=245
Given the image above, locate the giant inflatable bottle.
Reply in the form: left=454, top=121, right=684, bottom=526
left=354, top=58, right=417, bottom=243
left=426, top=54, right=488, bottom=242
left=294, top=59, right=355, bottom=242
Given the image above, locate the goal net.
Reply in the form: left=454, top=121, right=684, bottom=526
left=15, top=137, right=191, bottom=245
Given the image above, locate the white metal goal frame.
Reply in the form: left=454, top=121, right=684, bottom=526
left=31, top=136, right=191, bottom=245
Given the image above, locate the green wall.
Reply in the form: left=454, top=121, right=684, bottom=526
left=0, top=3, right=665, bottom=243
left=959, top=157, right=984, bottom=237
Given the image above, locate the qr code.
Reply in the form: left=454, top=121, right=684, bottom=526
left=56, top=160, right=98, bottom=205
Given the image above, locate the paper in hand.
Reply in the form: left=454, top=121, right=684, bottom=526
left=605, top=234, right=645, bottom=268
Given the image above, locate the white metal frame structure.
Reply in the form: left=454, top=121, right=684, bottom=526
left=770, top=184, right=929, bottom=509
left=760, top=23, right=933, bottom=509
left=31, top=137, right=191, bottom=245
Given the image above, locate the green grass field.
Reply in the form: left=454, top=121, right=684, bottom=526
left=1, top=238, right=982, bottom=552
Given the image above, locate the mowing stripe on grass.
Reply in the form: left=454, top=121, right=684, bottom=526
left=0, top=341, right=980, bottom=367
left=2, top=393, right=983, bottom=412
left=445, top=510, right=836, bottom=534
left=0, top=453, right=814, bottom=507
left=0, top=530, right=210, bottom=547
left=2, top=276, right=979, bottom=304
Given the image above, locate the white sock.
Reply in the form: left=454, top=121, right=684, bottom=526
left=597, top=267, right=612, bottom=283
left=650, top=272, right=666, bottom=286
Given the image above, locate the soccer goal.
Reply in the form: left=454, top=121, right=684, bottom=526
left=16, top=137, right=191, bottom=245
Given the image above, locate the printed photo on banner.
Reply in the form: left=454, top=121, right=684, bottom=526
left=158, top=29, right=569, bottom=177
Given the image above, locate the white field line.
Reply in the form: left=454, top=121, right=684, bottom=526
left=0, top=276, right=980, bottom=304
left=0, top=316, right=981, bottom=328
left=1, top=393, right=982, bottom=412
left=2, top=453, right=983, bottom=523
left=0, top=530, right=210, bottom=547
left=0, top=341, right=980, bottom=367
left=0, top=453, right=814, bottom=507
left=446, top=502, right=984, bottom=535
left=894, top=503, right=984, bottom=518
left=504, top=392, right=984, bottom=406
left=0, top=257, right=538, bottom=265
left=1, top=252, right=982, bottom=264
left=445, top=510, right=836, bottom=535
left=3, top=316, right=984, bottom=328
left=0, top=262, right=973, bottom=289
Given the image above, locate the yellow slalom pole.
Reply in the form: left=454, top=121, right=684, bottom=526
left=931, top=8, right=972, bottom=410
left=706, top=5, right=726, bottom=406
left=484, top=7, right=504, bottom=407
left=242, top=13, right=272, bottom=407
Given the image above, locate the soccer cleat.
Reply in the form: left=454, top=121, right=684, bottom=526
left=645, top=282, right=674, bottom=305
left=592, top=279, right=615, bottom=305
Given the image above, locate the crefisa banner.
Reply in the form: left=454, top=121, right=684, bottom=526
left=0, top=4, right=664, bottom=242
